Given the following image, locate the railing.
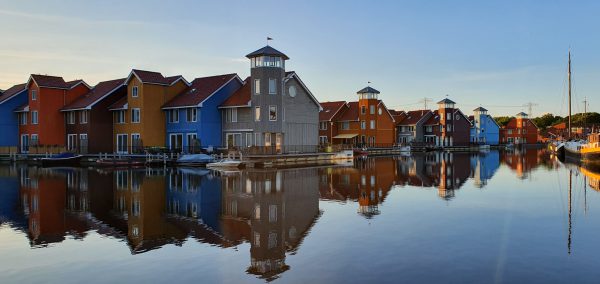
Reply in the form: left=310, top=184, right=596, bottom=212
left=233, top=145, right=320, bottom=155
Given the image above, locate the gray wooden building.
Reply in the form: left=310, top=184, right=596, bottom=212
left=219, top=46, right=321, bottom=154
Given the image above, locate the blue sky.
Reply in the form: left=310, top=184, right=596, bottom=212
left=0, top=0, right=598, bottom=116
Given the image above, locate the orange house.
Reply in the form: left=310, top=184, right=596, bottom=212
left=17, top=74, right=90, bottom=153
left=110, top=69, right=189, bottom=153
left=321, top=86, right=396, bottom=146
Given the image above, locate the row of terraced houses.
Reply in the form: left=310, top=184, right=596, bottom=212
left=0, top=45, right=539, bottom=155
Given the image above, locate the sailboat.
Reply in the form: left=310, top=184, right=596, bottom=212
left=563, top=50, right=587, bottom=160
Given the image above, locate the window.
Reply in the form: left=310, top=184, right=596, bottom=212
left=66, top=112, right=75, bottom=124
left=226, top=108, right=237, bottom=123
left=378, top=108, right=383, bottom=115
left=341, top=121, right=350, bottom=130
left=167, top=109, right=179, bottom=123
left=508, top=129, right=513, bottom=135
left=361, top=121, right=366, bottom=130
left=447, top=124, right=452, bottom=132
left=319, top=136, right=328, bottom=144
left=455, top=115, right=460, bottom=120
left=254, top=204, right=261, bottom=220
left=19, top=113, right=27, bottom=125
left=132, top=86, right=139, bottom=98
left=186, top=108, right=197, bottom=122
left=246, top=133, right=253, bottom=147
left=447, top=113, right=452, bottom=120
left=255, top=133, right=261, bottom=146
left=80, top=111, right=88, bottom=124
left=269, top=78, right=276, bottom=94
left=116, top=111, right=125, bottom=124
left=187, top=133, right=198, bottom=149
left=255, top=106, right=261, bottom=121
left=31, top=111, right=39, bottom=125
left=269, top=105, right=277, bottom=121
left=269, top=205, right=277, bottom=223
left=370, top=120, right=376, bottom=129
left=370, top=105, right=375, bottom=114
left=523, top=129, right=527, bottom=134
left=31, top=134, right=38, bottom=146
left=31, top=90, right=37, bottom=101
left=361, top=106, right=366, bottom=115
left=254, top=79, right=260, bottom=95
left=131, top=108, right=141, bottom=123
left=426, top=126, right=433, bottom=132
left=319, top=122, right=328, bottom=130
left=265, top=133, right=271, bottom=146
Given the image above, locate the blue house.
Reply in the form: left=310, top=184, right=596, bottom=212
left=470, top=151, right=500, bottom=188
left=470, top=107, right=500, bottom=145
left=0, top=83, right=28, bottom=151
left=162, top=74, right=243, bottom=152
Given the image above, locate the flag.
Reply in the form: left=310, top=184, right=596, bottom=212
left=267, top=37, right=273, bottom=41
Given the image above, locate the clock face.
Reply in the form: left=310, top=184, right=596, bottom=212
left=289, top=86, right=297, bottom=97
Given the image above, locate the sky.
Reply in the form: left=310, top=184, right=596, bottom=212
left=0, top=0, right=598, bottom=116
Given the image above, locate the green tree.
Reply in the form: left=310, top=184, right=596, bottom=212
left=494, top=116, right=513, bottom=127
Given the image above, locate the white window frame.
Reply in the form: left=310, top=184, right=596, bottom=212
left=265, top=133, right=272, bottom=147
left=80, top=111, right=88, bottom=124
left=269, top=105, right=277, bottom=121
left=31, top=111, right=39, bottom=125
left=187, top=133, right=198, bottom=148
left=269, top=78, right=276, bottom=94
left=254, top=79, right=260, bottom=95
left=31, top=134, right=38, bottom=146
left=66, top=112, right=75, bottom=124
left=361, top=121, right=366, bottom=130
left=116, top=134, right=128, bottom=154
left=20, top=113, right=27, bottom=125
left=187, top=108, right=197, bottom=122
left=370, top=105, right=375, bottom=115
left=226, top=108, right=237, bottom=123
left=246, top=133, right=253, bottom=147
left=319, top=122, right=327, bottom=130
left=370, top=120, right=376, bottom=129
left=168, top=109, right=179, bottom=123
left=255, top=106, right=261, bottom=121
left=67, top=134, right=77, bottom=151
left=131, top=108, right=141, bottom=123
left=116, top=110, right=126, bottom=124
left=132, top=86, right=139, bottom=98
left=255, top=133, right=261, bottom=146
left=31, top=90, right=37, bottom=101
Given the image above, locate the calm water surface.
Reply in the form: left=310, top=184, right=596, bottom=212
left=1, top=149, right=600, bottom=284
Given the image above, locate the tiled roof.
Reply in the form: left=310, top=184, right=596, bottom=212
left=357, top=86, right=380, bottom=94
left=30, top=74, right=69, bottom=89
left=0, top=83, right=26, bottom=104
left=424, top=110, right=439, bottom=125
left=108, top=96, right=128, bottom=110
left=399, top=110, right=431, bottom=125
left=319, top=101, right=347, bottom=121
left=246, top=45, right=289, bottom=60
left=62, top=78, right=126, bottom=111
left=220, top=77, right=251, bottom=108
left=163, top=74, right=238, bottom=109
left=338, top=102, right=359, bottom=121
left=66, top=80, right=86, bottom=88
left=128, top=69, right=186, bottom=86
left=390, top=110, right=407, bottom=124
left=15, top=104, right=29, bottom=112
left=437, top=98, right=456, bottom=104
left=165, top=75, right=185, bottom=85
left=473, top=106, right=488, bottom=112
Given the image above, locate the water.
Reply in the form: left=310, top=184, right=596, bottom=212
left=1, top=149, right=600, bottom=284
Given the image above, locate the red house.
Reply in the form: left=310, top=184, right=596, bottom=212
left=500, top=112, right=539, bottom=144
left=17, top=74, right=90, bottom=153
left=318, top=101, right=348, bottom=145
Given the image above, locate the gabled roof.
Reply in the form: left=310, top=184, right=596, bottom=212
left=246, top=45, right=289, bottom=60
left=390, top=110, right=407, bottom=124
left=125, top=69, right=190, bottom=86
left=14, top=104, right=29, bottom=113
left=454, top=109, right=471, bottom=122
left=284, top=71, right=322, bottom=111
left=424, top=110, right=440, bottom=125
left=377, top=100, right=396, bottom=122
left=516, top=112, right=528, bottom=116
left=27, top=74, right=90, bottom=90
left=66, top=79, right=92, bottom=89
left=399, top=110, right=432, bottom=125
left=473, top=106, right=488, bottom=112
left=357, top=86, right=380, bottom=94
left=62, top=78, right=126, bottom=111
left=319, top=101, right=347, bottom=121
left=163, top=74, right=241, bottom=109
left=220, top=77, right=251, bottom=108
left=0, top=83, right=27, bottom=105
left=108, top=96, right=128, bottom=111
left=338, top=102, right=359, bottom=121
left=437, top=98, right=456, bottom=104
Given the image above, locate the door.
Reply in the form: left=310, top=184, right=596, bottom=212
left=170, top=134, right=183, bottom=151
left=226, top=133, right=235, bottom=148
left=275, top=133, right=282, bottom=153
left=21, top=135, right=29, bottom=153
left=187, top=134, right=198, bottom=153
left=67, top=134, right=77, bottom=152
left=117, top=134, right=128, bottom=154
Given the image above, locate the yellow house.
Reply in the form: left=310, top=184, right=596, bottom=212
left=110, top=69, right=189, bottom=153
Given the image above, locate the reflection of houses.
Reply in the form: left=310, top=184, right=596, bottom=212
left=501, top=148, right=541, bottom=179
left=0, top=165, right=26, bottom=228
left=318, top=157, right=398, bottom=216
left=470, top=151, right=500, bottom=188
left=220, top=169, right=320, bottom=281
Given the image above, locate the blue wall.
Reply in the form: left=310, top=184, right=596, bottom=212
left=470, top=114, right=500, bottom=145
left=0, top=176, right=27, bottom=229
left=0, top=90, right=28, bottom=147
left=165, top=78, right=242, bottom=150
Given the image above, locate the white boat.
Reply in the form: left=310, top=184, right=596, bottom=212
left=206, top=159, right=244, bottom=169
left=564, top=140, right=586, bottom=158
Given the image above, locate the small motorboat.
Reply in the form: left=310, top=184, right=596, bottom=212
left=206, top=159, right=244, bottom=169
left=176, top=154, right=215, bottom=167
left=95, top=158, right=145, bottom=167
left=40, top=152, right=82, bottom=167
left=353, top=148, right=368, bottom=156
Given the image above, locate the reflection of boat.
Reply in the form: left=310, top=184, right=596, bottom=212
left=580, top=133, right=600, bottom=165
left=207, top=159, right=244, bottom=169
left=40, top=152, right=82, bottom=167
left=176, top=154, right=215, bottom=167
left=353, top=148, right=368, bottom=156
left=95, top=158, right=144, bottom=167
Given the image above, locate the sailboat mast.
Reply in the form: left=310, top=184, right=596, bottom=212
left=568, top=50, right=572, bottom=139
left=568, top=169, right=572, bottom=254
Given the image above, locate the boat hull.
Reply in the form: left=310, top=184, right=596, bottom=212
left=40, top=156, right=82, bottom=167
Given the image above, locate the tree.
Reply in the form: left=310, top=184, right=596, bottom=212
left=532, top=113, right=562, bottom=129
left=494, top=116, right=513, bottom=127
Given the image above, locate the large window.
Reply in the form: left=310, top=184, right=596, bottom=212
left=31, top=111, right=39, bottom=125
left=19, top=113, right=27, bottom=125
left=269, top=105, right=277, bottom=121
left=117, top=134, right=128, bottom=153
left=226, top=108, right=237, bottom=123
left=370, top=105, right=375, bottom=114
left=251, top=56, right=283, bottom=68
left=254, top=79, right=260, bottom=95
left=319, top=122, right=328, bottom=130
left=131, top=108, right=141, bottom=123
left=80, top=111, right=88, bottom=124
left=66, top=112, right=75, bottom=124
left=255, top=106, right=261, bottom=121
left=341, top=122, right=350, bottom=130
left=246, top=133, right=253, bottom=147
left=370, top=120, right=376, bottom=129
left=167, top=109, right=179, bottom=123
left=269, top=78, right=276, bottom=94
left=31, top=134, right=39, bottom=146
left=116, top=111, right=125, bottom=124
left=187, top=108, right=197, bottom=122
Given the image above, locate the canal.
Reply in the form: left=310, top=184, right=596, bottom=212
left=1, top=149, right=600, bottom=283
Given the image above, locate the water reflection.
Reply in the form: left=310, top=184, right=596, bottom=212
left=0, top=149, right=596, bottom=282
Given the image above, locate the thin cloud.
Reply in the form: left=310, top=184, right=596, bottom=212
left=0, top=9, right=160, bottom=27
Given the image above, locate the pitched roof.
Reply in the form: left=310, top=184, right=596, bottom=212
left=14, top=104, right=29, bottom=112
left=390, top=110, right=407, bottom=124
left=108, top=96, right=128, bottom=111
left=163, top=74, right=240, bottom=109
left=126, top=69, right=189, bottom=86
left=473, top=106, right=488, bottom=112
left=399, top=110, right=432, bottom=125
left=516, top=112, right=528, bottom=116
left=284, top=71, right=322, bottom=111
left=28, top=74, right=90, bottom=90
left=246, top=45, right=289, bottom=60
left=220, top=77, right=251, bottom=108
left=338, top=102, right=359, bottom=121
left=437, top=98, right=456, bottom=104
left=424, top=110, right=440, bottom=125
left=0, top=83, right=26, bottom=105
left=319, top=101, right=347, bottom=121
left=357, top=86, right=380, bottom=94
left=62, top=78, right=126, bottom=111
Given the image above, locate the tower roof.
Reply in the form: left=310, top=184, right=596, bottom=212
left=246, top=46, right=289, bottom=60
left=473, top=106, right=488, bottom=112
left=437, top=98, right=456, bottom=104
left=516, top=112, right=528, bottom=116
left=357, top=86, right=380, bottom=94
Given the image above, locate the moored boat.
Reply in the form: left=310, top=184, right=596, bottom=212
left=176, top=154, right=215, bottom=167
left=580, top=133, right=600, bottom=165
left=40, top=152, right=82, bottom=167
left=206, top=159, right=244, bottom=169
left=95, top=158, right=145, bottom=167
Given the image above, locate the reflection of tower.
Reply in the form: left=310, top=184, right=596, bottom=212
left=438, top=152, right=456, bottom=200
